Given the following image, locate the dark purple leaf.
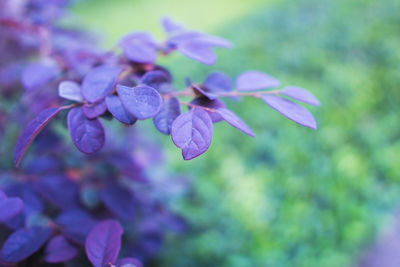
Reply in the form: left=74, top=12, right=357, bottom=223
left=203, top=71, right=232, bottom=93
left=81, top=65, right=122, bottom=103
left=191, top=84, right=217, bottom=100
left=82, top=100, right=107, bottom=119
left=0, top=227, right=52, bottom=263
left=160, top=16, right=184, bottom=34
left=58, top=80, right=83, bottom=102
left=178, top=42, right=217, bottom=65
left=280, top=86, right=320, bottom=106
left=171, top=109, right=213, bottom=160
left=14, top=107, right=63, bottom=167
left=216, top=108, right=255, bottom=137
left=117, top=85, right=162, bottom=120
left=119, top=32, right=158, bottom=63
left=100, top=182, right=135, bottom=221
left=67, top=107, right=105, bottom=154
left=153, top=97, right=181, bottom=134
left=105, top=95, right=137, bottom=125
left=34, top=174, right=79, bottom=210
left=85, top=220, right=123, bottom=267
left=44, top=235, right=78, bottom=263
left=21, top=62, right=60, bottom=91
left=236, top=71, right=280, bottom=91
left=140, top=70, right=171, bottom=92
left=0, top=197, right=23, bottom=223
left=190, top=97, right=225, bottom=122
left=56, top=209, right=97, bottom=245
left=261, top=95, right=317, bottom=129
left=116, top=258, right=143, bottom=267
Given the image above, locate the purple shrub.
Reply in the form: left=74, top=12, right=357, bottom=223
left=0, top=0, right=319, bottom=266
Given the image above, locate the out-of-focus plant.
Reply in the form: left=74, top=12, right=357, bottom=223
left=0, top=0, right=319, bottom=266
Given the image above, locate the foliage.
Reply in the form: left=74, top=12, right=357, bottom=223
left=0, top=0, right=320, bottom=266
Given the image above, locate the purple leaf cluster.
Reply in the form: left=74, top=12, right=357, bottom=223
left=0, top=0, right=320, bottom=265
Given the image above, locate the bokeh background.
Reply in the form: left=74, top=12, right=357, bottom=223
left=70, top=0, right=400, bottom=266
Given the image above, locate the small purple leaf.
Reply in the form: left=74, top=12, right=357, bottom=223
left=261, top=95, right=317, bottom=129
left=58, top=81, right=83, bottom=102
left=21, top=62, right=60, bottom=91
left=116, top=258, right=143, bottom=267
left=105, top=95, right=137, bottom=125
left=191, top=84, right=217, bottom=100
left=216, top=108, right=255, bottom=137
left=117, top=85, right=162, bottom=120
left=67, top=107, right=105, bottom=154
left=190, top=97, right=225, bottom=123
left=85, top=220, right=123, bottom=267
left=14, top=107, right=63, bottom=167
left=100, top=182, right=135, bottom=221
left=236, top=71, right=280, bottom=91
left=119, top=32, right=158, bottom=64
left=178, top=42, right=217, bottom=65
left=160, top=17, right=184, bottom=34
left=81, top=65, right=122, bottom=103
left=82, top=100, right=107, bottom=119
left=0, top=227, right=52, bottom=263
left=171, top=109, right=213, bottom=160
left=280, top=86, right=320, bottom=106
left=0, top=197, right=24, bottom=223
left=153, top=97, right=181, bottom=135
left=140, top=70, right=171, bottom=92
left=44, top=235, right=78, bottom=263
left=56, top=209, right=97, bottom=245
left=203, top=71, right=232, bottom=93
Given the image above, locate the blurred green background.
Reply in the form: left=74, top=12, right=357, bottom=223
left=73, top=0, right=400, bottom=266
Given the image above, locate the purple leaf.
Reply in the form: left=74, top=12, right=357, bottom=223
left=116, top=258, right=143, bottom=267
left=153, top=97, right=181, bottom=135
left=14, top=107, right=63, bottom=167
left=81, top=65, right=122, bottom=103
left=190, top=84, right=217, bottom=100
left=140, top=70, right=171, bottom=92
left=193, top=34, right=233, bottom=48
left=216, top=108, right=255, bottom=137
left=58, top=81, right=83, bottom=102
left=105, top=95, right=137, bottom=125
left=34, top=174, right=79, bottom=210
left=190, top=97, right=225, bottom=123
left=168, top=31, right=232, bottom=48
left=82, top=100, right=107, bottom=119
left=203, top=71, right=232, bottom=93
left=236, top=71, right=280, bottom=91
left=44, top=235, right=78, bottom=263
left=0, top=227, right=52, bottom=263
left=0, top=197, right=24, bottom=223
left=117, top=85, right=162, bottom=120
left=21, top=62, right=60, bottom=91
left=100, top=182, right=135, bottom=221
left=85, top=220, right=123, bottom=267
left=261, top=95, right=317, bottom=129
left=119, top=32, right=158, bottom=64
left=171, top=109, right=213, bottom=160
left=280, top=86, right=320, bottom=106
left=56, top=209, right=98, bottom=245
left=160, top=17, right=184, bottom=34
left=178, top=42, right=217, bottom=65
left=67, top=107, right=105, bottom=154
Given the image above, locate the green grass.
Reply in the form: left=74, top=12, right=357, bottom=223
left=74, top=0, right=400, bottom=266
